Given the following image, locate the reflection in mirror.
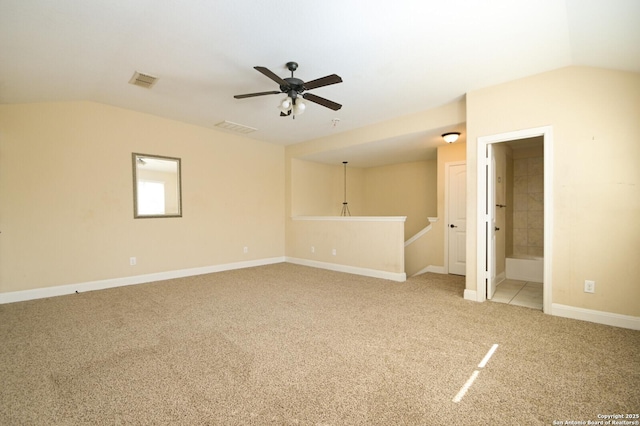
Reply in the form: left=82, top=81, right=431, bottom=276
left=132, top=153, right=182, bottom=218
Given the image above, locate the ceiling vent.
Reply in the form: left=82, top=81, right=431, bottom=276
left=215, top=120, right=257, bottom=134
left=129, top=71, right=158, bottom=89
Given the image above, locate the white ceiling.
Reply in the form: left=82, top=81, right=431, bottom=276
left=1, top=0, right=639, bottom=166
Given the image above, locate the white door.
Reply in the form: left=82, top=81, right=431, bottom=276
left=447, top=163, right=467, bottom=275
left=487, top=145, right=497, bottom=299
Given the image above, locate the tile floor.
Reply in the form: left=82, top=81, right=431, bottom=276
left=490, top=279, right=543, bottom=310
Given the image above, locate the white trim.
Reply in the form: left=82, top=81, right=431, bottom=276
left=411, top=265, right=446, bottom=277
left=404, top=224, right=432, bottom=247
left=405, top=218, right=439, bottom=247
left=0, top=257, right=286, bottom=304
left=476, top=126, right=553, bottom=313
left=285, top=257, right=406, bottom=282
left=292, top=216, right=406, bottom=222
left=464, top=289, right=478, bottom=301
left=552, top=304, right=640, bottom=331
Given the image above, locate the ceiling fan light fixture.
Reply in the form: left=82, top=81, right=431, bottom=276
left=293, top=99, right=306, bottom=116
left=279, top=96, right=293, bottom=112
left=442, top=132, right=461, bottom=143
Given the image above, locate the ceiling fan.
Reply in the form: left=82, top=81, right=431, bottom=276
left=234, top=61, right=342, bottom=118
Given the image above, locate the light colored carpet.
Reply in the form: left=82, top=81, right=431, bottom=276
left=1, top=263, right=638, bottom=425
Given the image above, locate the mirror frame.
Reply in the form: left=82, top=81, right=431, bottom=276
left=132, top=153, right=182, bottom=219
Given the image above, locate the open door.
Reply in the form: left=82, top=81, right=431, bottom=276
left=486, top=145, right=497, bottom=299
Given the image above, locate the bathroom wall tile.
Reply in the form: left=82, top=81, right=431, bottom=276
left=514, top=228, right=528, bottom=246
left=528, top=157, right=544, bottom=175
left=528, top=193, right=543, bottom=211
left=514, top=245, right=528, bottom=256
left=511, top=153, right=545, bottom=259
left=528, top=246, right=544, bottom=257
left=528, top=210, right=544, bottom=229
left=514, top=158, right=528, bottom=176
left=528, top=174, right=544, bottom=193
left=514, top=193, right=528, bottom=211
left=528, top=228, right=543, bottom=247
left=515, top=175, right=528, bottom=194
left=514, top=211, right=528, bottom=229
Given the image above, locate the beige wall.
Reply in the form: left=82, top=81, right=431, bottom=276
left=291, top=158, right=437, bottom=241
left=5, top=68, right=638, bottom=321
left=466, top=66, right=640, bottom=317
left=288, top=217, right=406, bottom=276
left=363, top=161, right=437, bottom=240
left=404, top=221, right=440, bottom=277
left=290, top=159, right=365, bottom=217
left=0, top=101, right=285, bottom=293
left=285, top=99, right=466, bottom=270
left=288, top=158, right=435, bottom=277
left=286, top=100, right=466, bottom=160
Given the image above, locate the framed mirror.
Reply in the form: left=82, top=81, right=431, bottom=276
left=132, top=153, right=182, bottom=218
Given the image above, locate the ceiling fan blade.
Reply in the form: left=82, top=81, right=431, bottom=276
left=254, top=66, right=289, bottom=87
left=234, top=91, right=281, bottom=99
left=280, top=110, right=292, bottom=117
left=302, top=93, right=342, bottom=111
left=303, top=74, right=342, bottom=90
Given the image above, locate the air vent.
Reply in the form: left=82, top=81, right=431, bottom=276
left=129, top=71, right=158, bottom=89
left=215, top=120, right=257, bottom=134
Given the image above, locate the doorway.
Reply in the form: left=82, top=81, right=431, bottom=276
left=476, top=126, right=553, bottom=314
left=489, top=138, right=544, bottom=309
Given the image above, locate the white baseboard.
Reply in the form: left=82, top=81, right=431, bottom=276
left=552, top=303, right=640, bottom=330
left=285, top=257, right=406, bottom=282
left=7, top=261, right=636, bottom=330
left=0, top=257, right=286, bottom=304
left=464, top=289, right=478, bottom=302
left=411, top=265, right=446, bottom=277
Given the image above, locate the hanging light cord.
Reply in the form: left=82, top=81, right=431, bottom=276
left=343, top=162, right=347, bottom=204
left=341, top=161, right=351, bottom=216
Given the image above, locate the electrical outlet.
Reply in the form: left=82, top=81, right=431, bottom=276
left=130, top=257, right=136, bottom=266
left=243, top=246, right=248, bottom=254
left=332, top=248, right=337, bottom=256
left=584, top=280, right=595, bottom=293
left=311, top=246, right=315, bottom=253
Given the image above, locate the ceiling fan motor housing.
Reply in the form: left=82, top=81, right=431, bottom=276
left=281, top=78, right=304, bottom=98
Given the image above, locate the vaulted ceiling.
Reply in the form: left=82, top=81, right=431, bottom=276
left=1, top=1, right=638, bottom=158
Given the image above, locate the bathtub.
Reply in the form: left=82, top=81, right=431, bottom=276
left=506, top=255, right=543, bottom=283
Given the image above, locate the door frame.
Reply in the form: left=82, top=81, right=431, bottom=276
left=444, top=160, right=466, bottom=274
left=475, top=126, right=553, bottom=313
